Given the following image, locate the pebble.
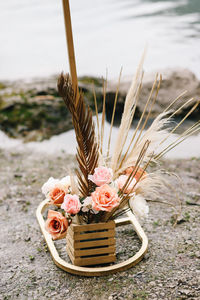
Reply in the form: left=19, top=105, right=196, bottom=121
left=195, top=251, right=200, bottom=258
left=108, top=277, right=113, bottom=282
left=1, top=148, right=200, bottom=300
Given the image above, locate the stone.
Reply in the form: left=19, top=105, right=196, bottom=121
left=0, top=69, right=199, bottom=141
left=107, top=68, right=200, bottom=119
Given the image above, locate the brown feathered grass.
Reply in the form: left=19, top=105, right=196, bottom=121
left=57, top=73, right=99, bottom=197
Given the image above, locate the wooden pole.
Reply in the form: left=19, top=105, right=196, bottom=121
left=62, top=0, right=78, bottom=93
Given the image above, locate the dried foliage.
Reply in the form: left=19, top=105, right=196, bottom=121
left=57, top=73, right=99, bottom=197
left=57, top=57, right=199, bottom=223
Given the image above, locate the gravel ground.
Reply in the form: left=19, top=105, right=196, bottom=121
left=0, top=149, right=200, bottom=300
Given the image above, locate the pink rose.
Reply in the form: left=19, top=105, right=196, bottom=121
left=45, top=210, right=68, bottom=240
left=61, top=194, right=81, bottom=214
left=91, top=184, right=120, bottom=212
left=88, top=166, right=113, bottom=186
left=116, top=175, right=137, bottom=194
left=49, top=187, right=65, bottom=204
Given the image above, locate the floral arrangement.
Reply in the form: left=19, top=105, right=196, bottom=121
left=42, top=166, right=148, bottom=239
left=42, top=57, right=199, bottom=240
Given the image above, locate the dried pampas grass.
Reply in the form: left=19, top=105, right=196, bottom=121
left=96, top=56, right=199, bottom=220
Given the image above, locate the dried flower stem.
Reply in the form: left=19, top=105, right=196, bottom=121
left=119, top=140, right=150, bottom=195
left=155, top=124, right=200, bottom=159
left=116, top=75, right=144, bottom=169
left=132, top=74, right=162, bottom=150
left=104, top=140, right=150, bottom=221
left=119, top=151, right=154, bottom=208
left=100, top=73, right=108, bottom=154
left=117, top=74, right=159, bottom=172
left=107, top=67, right=122, bottom=159
left=157, top=101, right=199, bottom=150
left=166, top=97, right=194, bottom=121
left=163, top=90, right=187, bottom=113
left=92, top=83, right=100, bottom=146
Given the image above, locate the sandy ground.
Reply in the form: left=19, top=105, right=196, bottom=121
left=0, top=149, right=200, bottom=300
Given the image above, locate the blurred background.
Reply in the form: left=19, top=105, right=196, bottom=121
left=1, top=3, right=199, bottom=298
left=1, top=0, right=200, bottom=80
left=0, top=0, right=199, bottom=158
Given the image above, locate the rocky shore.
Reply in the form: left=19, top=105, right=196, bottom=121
left=0, top=68, right=199, bottom=299
left=0, top=69, right=199, bottom=142
left=0, top=148, right=199, bottom=299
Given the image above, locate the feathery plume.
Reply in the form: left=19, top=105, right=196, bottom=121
left=57, top=73, right=99, bottom=197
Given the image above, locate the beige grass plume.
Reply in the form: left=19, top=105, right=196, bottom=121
left=110, top=49, right=146, bottom=174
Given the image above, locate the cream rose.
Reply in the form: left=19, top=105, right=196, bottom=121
left=81, top=197, right=99, bottom=214
left=41, top=176, right=71, bottom=204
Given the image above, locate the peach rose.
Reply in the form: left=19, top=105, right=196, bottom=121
left=88, top=166, right=113, bottom=186
left=49, top=187, right=65, bottom=204
left=91, top=184, right=120, bottom=212
left=45, top=210, right=68, bottom=240
left=124, top=166, right=147, bottom=181
left=61, top=194, right=81, bottom=215
left=116, top=175, right=136, bottom=194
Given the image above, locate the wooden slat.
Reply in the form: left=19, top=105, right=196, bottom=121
left=67, top=225, right=75, bottom=238
left=68, top=229, right=115, bottom=241
left=66, top=245, right=75, bottom=264
left=71, top=221, right=115, bottom=233
left=73, top=254, right=116, bottom=266
left=73, top=246, right=116, bottom=257
left=67, top=236, right=116, bottom=249
left=76, top=245, right=115, bottom=257
left=66, top=235, right=74, bottom=251
left=66, top=234, right=115, bottom=247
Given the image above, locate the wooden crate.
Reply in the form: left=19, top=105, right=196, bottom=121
left=66, top=221, right=116, bottom=266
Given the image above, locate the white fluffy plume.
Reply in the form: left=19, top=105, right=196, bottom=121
left=129, top=194, right=149, bottom=218
left=135, top=171, right=166, bottom=198
left=119, top=111, right=172, bottom=173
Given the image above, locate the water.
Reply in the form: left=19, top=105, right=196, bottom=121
left=0, top=0, right=200, bottom=80
left=0, top=115, right=199, bottom=159
left=0, top=1, right=199, bottom=158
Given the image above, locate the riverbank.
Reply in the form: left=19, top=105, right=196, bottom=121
left=0, top=148, right=199, bottom=299
left=0, top=68, right=199, bottom=142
